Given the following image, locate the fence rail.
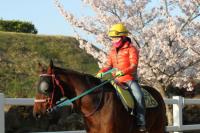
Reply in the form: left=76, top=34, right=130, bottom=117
left=1, top=93, right=200, bottom=133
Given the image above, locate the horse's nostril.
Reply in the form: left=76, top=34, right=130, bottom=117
left=46, top=108, right=53, bottom=114
left=35, top=113, right=41, bottom=119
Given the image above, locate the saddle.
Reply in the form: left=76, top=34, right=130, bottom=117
left=111, top=81, right=158, bottom=110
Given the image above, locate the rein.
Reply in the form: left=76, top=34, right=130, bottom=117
left=50, top=68, right=117, bottom=109
left=83, top=76, right=104, bottom=117
left=47, top=78, right=114, bottom=117
left=35, top=68, right=117, bottom=117
left=56, top=74, right=117, bottom=106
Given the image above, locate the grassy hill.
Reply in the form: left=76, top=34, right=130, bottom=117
left=0, top=31, right=99, bottom=98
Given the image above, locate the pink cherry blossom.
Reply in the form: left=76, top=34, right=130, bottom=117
left=54, top=0, right=200, bottom=96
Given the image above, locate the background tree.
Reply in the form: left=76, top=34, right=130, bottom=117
left=0, top=19, right=37, bottom=34
left=54, top=0, right=200, bottom=124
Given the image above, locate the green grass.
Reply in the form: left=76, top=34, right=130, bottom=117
left=0, top=31, right=99, bottom=98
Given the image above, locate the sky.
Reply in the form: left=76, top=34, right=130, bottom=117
left=0, top=0, right=160, bottom=37
left=0, top=0, right=92, bottom=36
left=1, top=0, right=198, bottom=37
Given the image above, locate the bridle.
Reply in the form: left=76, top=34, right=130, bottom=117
left=34, top=72, right=104, bottom=117
left=34, top=73, right=65, bottom=108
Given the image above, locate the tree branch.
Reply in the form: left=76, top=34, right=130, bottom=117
left=171, top=5, right=200, bottom=42
left=107, top=5, right=122, bottom=21
left=54, top=0, right=101, bottom=35
left=139, top=11, right=145, bottom=27
left=169, top=58, right=200, bottom=79
left=164, top=0, right=170, bottom=17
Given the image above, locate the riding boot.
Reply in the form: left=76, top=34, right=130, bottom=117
left=126, top=80, right=146, bottom=130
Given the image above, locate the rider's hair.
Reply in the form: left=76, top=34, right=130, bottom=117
left=122, top=36, right=131, bottom=44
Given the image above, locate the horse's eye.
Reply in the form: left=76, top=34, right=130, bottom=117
left=40, top=81, right=49, bottom=93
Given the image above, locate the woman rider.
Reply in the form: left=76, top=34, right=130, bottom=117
left=96, top=23, right=146, bottom=132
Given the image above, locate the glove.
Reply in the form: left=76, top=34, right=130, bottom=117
left=96, top=72, right=104, bottom=78
left=115, top=71, right=124, bottom=77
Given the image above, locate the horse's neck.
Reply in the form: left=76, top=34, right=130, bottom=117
left=67, top=74, right=89, bottom=95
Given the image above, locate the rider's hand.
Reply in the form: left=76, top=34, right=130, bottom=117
left=96, top=72, right=104, bottom=78
left=115, top=71, right=124, bottom=77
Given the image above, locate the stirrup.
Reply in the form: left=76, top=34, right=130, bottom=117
left=138, top=125, right=146, bottom=132
left=130, top=110, right=135, bottom=116
left=130, top=111, right=134, bottom=115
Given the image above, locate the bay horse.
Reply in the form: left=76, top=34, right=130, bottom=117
left=33, top=60, right=166, bottom=133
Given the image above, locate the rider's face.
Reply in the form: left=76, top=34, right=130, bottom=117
left=111, top=37, right=121, bottom=43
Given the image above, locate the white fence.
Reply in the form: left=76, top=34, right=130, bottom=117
left=1, top=93, right=200, bottom=133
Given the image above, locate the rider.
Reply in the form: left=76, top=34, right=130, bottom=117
left=96, top=23, right=146, bottom=132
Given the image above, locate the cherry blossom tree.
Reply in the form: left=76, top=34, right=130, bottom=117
left=54, top=0, right=200, bottom=124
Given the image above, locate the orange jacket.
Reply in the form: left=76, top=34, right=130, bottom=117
left=99, top=41, right=139, bottom=83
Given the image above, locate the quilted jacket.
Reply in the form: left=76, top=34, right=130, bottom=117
left=99, top=41, right=139, bottom=83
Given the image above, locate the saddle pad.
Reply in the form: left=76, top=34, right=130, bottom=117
left=111, top=81, right=158, bottom=109
left=142, top=88, right=158, bottom=108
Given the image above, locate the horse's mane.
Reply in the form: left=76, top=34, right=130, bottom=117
left=53, top=66, right=98, bottom=81
left=53, top=66, right=114, bottom=91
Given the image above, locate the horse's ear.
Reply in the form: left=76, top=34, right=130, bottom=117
left=38, top=62, right=42, bottom=68
left=47, top=59, right=54, bottom=74
left=50, top=59, right=54, bottom=69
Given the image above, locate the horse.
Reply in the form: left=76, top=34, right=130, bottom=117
left=33, top=60, right=166, bottom=133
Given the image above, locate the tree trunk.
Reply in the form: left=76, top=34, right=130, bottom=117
left=154, top=83, right=173, bottom=125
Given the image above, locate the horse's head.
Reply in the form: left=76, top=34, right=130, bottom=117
left=33, top=60, right=72, bottom=118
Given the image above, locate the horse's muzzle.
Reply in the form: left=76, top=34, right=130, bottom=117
left=46, top=106, right=58, bottom=114
left=46, top=108, right=53, bottom=113
left=33, top=112, right=42, bottom=119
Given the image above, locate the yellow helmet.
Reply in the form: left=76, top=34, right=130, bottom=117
left=108, top=23, right=129, bottom=37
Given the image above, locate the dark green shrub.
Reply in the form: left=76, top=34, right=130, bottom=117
left=0, top=19, right=37, bottom=34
